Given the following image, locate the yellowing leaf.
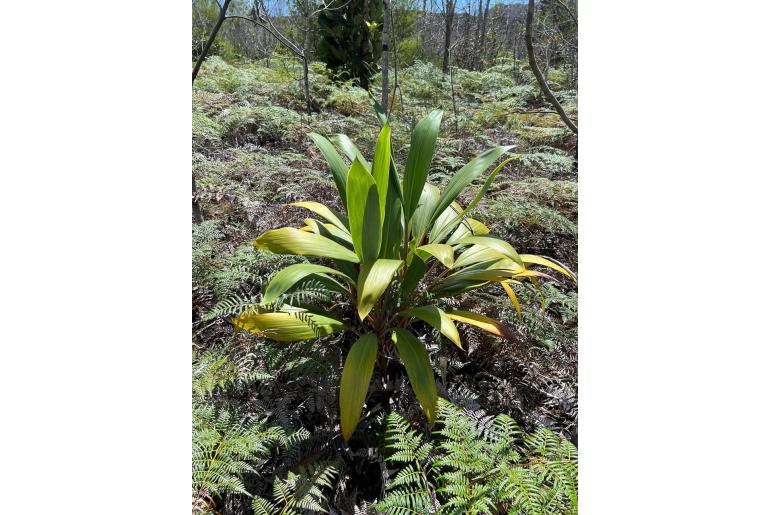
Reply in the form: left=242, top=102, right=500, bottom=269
left=357, top=259, right=403, bottom=320
left=290, top=201, right=349, bottom=234
left=501, top=281, right=522, bottom=319
left=403, top=305, right=462, bottom=349
left=233, top=310, right=345, bottom=341
left=446, top=310, right=517, bottom=341
left=416, top=243, right=454, bottom=268
left=457, top=235, right=523, bottom=266
left=391, top=329, right=437, bottom=423
left=254, top=228, right=359, bottom=262
left=340, top=333, right=378, bottom=441
left=520, top=254, right=577, bottom=282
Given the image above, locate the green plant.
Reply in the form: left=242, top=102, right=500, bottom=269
left=231, top=109, right=575, bottom=440
left=374, top=399, right=578, bottom=514
left=317, top=0, right=383, bottom=89
left=252, top=461, right=339, bottom=515
left=192, top=404, right=284, bottom=504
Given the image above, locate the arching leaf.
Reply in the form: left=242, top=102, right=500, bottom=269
left=520, top=254, right=577, bottom=281
left=391, top=329, right=437, bottom=423
left=262, top=264, right=353, bottom=305
left=340, top=333, right=378, bottom=441
left=357, top=259, right=403, bottom=320
left=308, top=132, right=349, bottom=208
left=446, top=310, right=517, bottom=341
left=253, top=228, right=359, bottom=263
left=402, top=305, right=462, bottom=349
left=290, top=201, right=349, bottom=233
left=416, top=243, right=454, bottom=268
left=233, top=310, right=346, bottom=341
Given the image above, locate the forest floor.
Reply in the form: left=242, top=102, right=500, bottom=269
left=192, top=55, right=578, bottom=513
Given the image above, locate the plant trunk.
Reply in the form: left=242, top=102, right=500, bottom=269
left=442, top=4, right=454, bottom=74
left=192, top=0, right=232, bottom=223
left=192, top=0, right=232, bottom=83
left=382, top=0, right=390, bottom=114
left=192, top=174, right=203, bottom=224
left=478, top=0, right=490, bottom=69
left=525, top=0, right=577, bottom=133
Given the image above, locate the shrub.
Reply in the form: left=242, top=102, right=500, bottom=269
left=193, top=110, right=223, bottom=149
left=218, top=104, right=302, bottom=146
left=225, top=109, right=575, bottom=441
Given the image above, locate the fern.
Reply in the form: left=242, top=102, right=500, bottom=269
left=192, top=348, right=272, bottom=399
left=375, top=400, right=577, bottom=515
left=192, top=404, right=284, bottom=501
left=252, top=461, right=339, bottom=515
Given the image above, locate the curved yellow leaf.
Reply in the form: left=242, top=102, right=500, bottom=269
left=233, top=310, right=345, bottom=341
left=520, top=254, right=577, bottom=282
left=253, top=227, right=359, bottom=263
left=446, top=310, right=517, bottom=341
left=262, top=263, right=353, bottom=305
left=290, top=201, right=349, bottom=234
left=501, top=281, right=522, bottom=319
left=403, top=305, right=462, bottom=349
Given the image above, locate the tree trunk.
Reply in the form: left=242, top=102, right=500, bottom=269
left=382, top=0, right=390, bottom=114
left=473, top=0, right=482, bottom=69
left=303, top=0, right=312, bottom=114
left=192, top=0, right=232, bottom=224
left=192, top=174, right=203, bottom=224
left=525, top=0, right=577, bottom=133
left=442, top=2, right=454, bottom=74
left=478, top=0, right=490, bottom=69
left=192, top=0, right=232, bottom=83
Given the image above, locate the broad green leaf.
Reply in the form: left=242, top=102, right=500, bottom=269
left=308, top=132, right=349, bottom=208
left=403, top=305, right=461, bottom=349
left=400, top=254, right=427, bottom=298
left=402, top=110, right=442, bottom=223
left=431, top=156, right=515, bottom=242
left=416, top=243, right=454, bottom=268
left=428, top=201, right=462, bottom=243
left=234, top=310, right=345, bottom=341
left=379, top=185, right=404, bottom=259
left=303, top=218, right=353, bottom=245
left=254, top=228, right=359, bottom=263
left=446, top=310, right=517, bottom=341
left=430, top=278, right=488, bottom=298
left=290, top=201, right=349, bottom=233
left=262, top=263, right=353, bottom=305
left=454, top=244, right=509, bottom=269
left=330, top=134, right=370, bottom=169
left=446, top=218, right=490, bottom=245
left=391, top=329, right=437, bottom=423
left=372, top=124, right=391, bottom=223
left=456, top=235, right=523, bottom=267
left=410, top=184, right=441, bottom=243
left=357, top=259, right=403, bottom=320
left=346, top=159, right=382, bottom=262
left=520, top=254, right=577, bottom=281
left=340, top=333, right=378, bottom=440
left=428, top=147, right=514, bottom=229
